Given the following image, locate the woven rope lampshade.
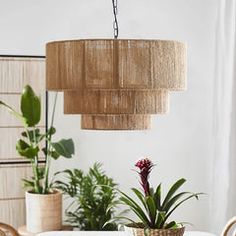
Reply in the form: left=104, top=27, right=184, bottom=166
left=64, top=89, right=169, bottom=114
left=46, top=39, right=186, bottom=130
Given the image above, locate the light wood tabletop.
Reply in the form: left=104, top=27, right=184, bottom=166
left=18, top=225, right=73, bottom=236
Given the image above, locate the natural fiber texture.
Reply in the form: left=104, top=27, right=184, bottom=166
left=0, top=57, right=45, bottom=93
left=25, top=191, right=62, bottom=233
left=0, top=223, right=19, bottom=236
left=64, top=89, right=169, bottom=114
left=81, top=114, right=151, bottom=130
left=46, top=39, right=186, bottom=91
left=124, top=225, right=185, bottom=236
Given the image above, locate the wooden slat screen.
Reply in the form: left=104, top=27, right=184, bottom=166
left=0, top=56, right=45, bottom=229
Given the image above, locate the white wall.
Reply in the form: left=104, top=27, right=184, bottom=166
left=0, top=0, right=218, bottom=232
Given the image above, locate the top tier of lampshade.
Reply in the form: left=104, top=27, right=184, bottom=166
left=46, top=39, right=187, bottom=91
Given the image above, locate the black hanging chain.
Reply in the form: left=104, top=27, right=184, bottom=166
left=112, top=0, right=118, bottom=39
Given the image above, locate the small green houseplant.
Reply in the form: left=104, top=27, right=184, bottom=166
left=0, top=85, right=75, bottom=233
left=54, top=163, right=119, bottom=231
left=117, top=158, right=202, bottom=236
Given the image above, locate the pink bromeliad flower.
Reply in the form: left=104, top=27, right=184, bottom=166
left=135, top=158, right=154, bottom=196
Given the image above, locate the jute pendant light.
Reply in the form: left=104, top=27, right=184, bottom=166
left=45, top=0, right=187, bottom=130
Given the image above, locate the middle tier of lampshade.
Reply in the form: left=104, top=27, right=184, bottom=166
left=64, top=89, right=169, bottom=114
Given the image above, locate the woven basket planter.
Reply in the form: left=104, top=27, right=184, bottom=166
left=25, top=191, right=62, bottom=233
left=124, top=225, right=185, bottom=236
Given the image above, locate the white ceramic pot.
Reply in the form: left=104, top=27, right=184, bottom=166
left=25, top=191, right=62, bottom=233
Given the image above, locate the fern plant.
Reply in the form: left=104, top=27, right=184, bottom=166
left=54, top=163, right=119, bottom=231
left=116, top=158, right=203, bottom=229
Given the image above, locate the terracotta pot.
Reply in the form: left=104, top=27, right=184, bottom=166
left=25, top=191, right=62, bottom=233
left=124, top=224, right=185, bottom=236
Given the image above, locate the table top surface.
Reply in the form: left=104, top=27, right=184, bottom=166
left=36, top=231, right=216, bottom=236
left=18, top=225, right=73, bottom=236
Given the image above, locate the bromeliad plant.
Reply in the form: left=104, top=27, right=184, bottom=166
left=54, top=163, right=119, bottom=231
left=118, top=158, right=202, bottom=229
left=0, top=85, right=75, bottom=194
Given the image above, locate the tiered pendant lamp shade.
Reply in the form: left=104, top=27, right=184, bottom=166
left=46, top=39, right=187, bottom=130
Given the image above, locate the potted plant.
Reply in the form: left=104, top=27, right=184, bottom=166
left=117, top=158, right=202, bottom=236
left=54, top=163, right=119, bottom=231
left=0, top=85, right=75, bottom=233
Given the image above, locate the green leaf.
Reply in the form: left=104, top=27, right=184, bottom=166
left=163, top=193, right=203, bottom=225
left=106, top=200, right=121, bottom=214
left=103, top=216, right=137, bottom=228
left=42, top=147, right=60, bottom=160
left=50, top=151, right=60, bottom=160
left=163, top=192, right=191, bottom=212
left=37, top=167, right=45, bottom=180
left=51, top=138, right=75, bottom=158
left=146, top=196, right=157, bottom=226
left=25, top=127, right=56, bottom=144
left=162, top=178, right=186, bottom=208
left=131, top=188, right=148, bottom=211
left=164, top=221, right=178, bottom=229
left=155, top=211, right=166, bottom=228
left=120, top=196, right=150, bottom=227
left=47, top=126, right=56, bottom=136
left=118, top=190, right=150, bottom=226
left=0, top=100, right=26, bottom=124
left=16, top=139, right=39, bottom=159
left=21, top=85, right=41, bottom=127
left=154, top=183, right=162, bottom=210
left=21, top=129, right=41, bottom=142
